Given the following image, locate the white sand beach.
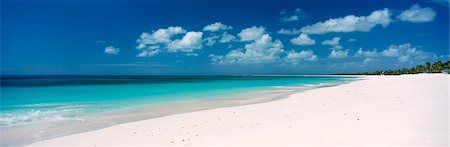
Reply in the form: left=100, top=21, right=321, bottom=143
left=28, top=74, right=449, bottom=146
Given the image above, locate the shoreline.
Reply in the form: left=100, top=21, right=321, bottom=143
left=1, top=76, right=356, bottom=146
left=27, top=74, right=449, bottom=146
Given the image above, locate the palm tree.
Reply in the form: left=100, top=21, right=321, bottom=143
left=445, top=61, right=450, bottom=69
left=415, top=65, right=426, bottom=73
left=410, top=67, right=417, bottom=74
left=431, top=62, right=438, bottom=72
left=436, top=61, right=444, bottom=71
left=425, top=62, right=431, bottom=72
left=347, top=60, right=450, bottom=75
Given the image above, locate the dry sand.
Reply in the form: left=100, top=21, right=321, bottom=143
left=28, top=74, right=449, bottom=146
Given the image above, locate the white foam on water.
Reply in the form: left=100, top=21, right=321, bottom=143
left=0, top=103, right=91, bottom=127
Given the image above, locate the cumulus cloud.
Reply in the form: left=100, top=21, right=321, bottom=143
left=336, top=57, right=380, bottom=68
left=104, top=46, right=119, bottom=55
left=136, top=26, right=205, bottom=57
left=167, top=31, right=203, bottom=52
left=244, top=34, right=282, bottom=51
left=346, top=43, right=437, bottom=64
left=237, top=26, right=266, bottom=41
left=397, top=4, right=436, bottom=23
left=382, top=44, right=418, bottom=57
left=135, top=26, right=188, bottom=57
left=382, top=43, right=426, bottom=62
left=205, top=36, right=219, bottom=46
left=209, top=33, right=319, bottom=65
left=290, top=33, right=316, bottom=46
left=322, top=37, right=343, bottom=50
left=277, top=28, right=301, bottom=35
left=354, top=48, right=379, bottom=57
left=210, top=34, right=284, bottom=64
left=136, top=26, right=186, bottom=47
left=322, top=37, right=340, bottom=46
left=283, top=50, right=318, bottom=65
left=219, top=32, right=236, bottom=43
left=329, top=49, right=349, bottom=58
left=203, top=22, right=233, bottom=32
left=280, top=8, right=307, bottom=22
left=300, top=8, right=391, bottom=34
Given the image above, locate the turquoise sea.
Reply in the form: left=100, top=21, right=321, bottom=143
left=1, top=75, right=354, bottom=127
left=0, top=75, right=356, bottom=146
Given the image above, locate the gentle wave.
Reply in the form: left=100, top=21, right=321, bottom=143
left=0, top=103, right=91, bottom=126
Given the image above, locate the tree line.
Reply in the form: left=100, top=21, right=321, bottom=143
left=335, top=60, right=450, bottom=75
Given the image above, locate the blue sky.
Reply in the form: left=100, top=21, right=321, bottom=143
left=1, top=0, right=449, bottom=75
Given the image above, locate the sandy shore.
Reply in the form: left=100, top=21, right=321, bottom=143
left=28, top=74, right=449, bottom=146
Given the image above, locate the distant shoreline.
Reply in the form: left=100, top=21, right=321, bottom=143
left=333, top=72, right=448, bottom=75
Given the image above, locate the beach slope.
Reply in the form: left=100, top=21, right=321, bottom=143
left=28, top=74, right=449, bottom=146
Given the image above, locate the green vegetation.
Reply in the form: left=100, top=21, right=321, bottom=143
left=335, top=60, right=450, bottom=75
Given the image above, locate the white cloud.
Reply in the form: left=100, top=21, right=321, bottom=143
left=397, top=4, right=436, bottom=23
left=398, top=55, right=410, bottom=63
left=137, top=49, right=159, bottom=57
left=244, top=34, right=282, bottom=50
left=277, top=28, right=301, bottom=35
left=354, top=48, right=379, bottom=57
left=136, top=26, right=186, bottom=48
left=363, top=58, right=378, bottom=65
left=290, top=33, right=316, bottom=46
left=294, top=8, right=303, bottom=14
left=331, top=45, right=343, bottom=50
left=135, top=24, right=232, bottom=57
left=238, top=26, right=266, bottom=41
left=136, top=26, right=189, bottom=57
left=283, top=50, right=318, bottom=65
left=104, top=46, right=119, bottom=55
left=219, top=32, right=236, bottom=43
left=280, top=8, right=307, bottom=22
left=203, top=22, right=233, bottom=32
left=300, top=8, right=391, bottom=34
left=347, top=38, right=357, bottom=42
left=382, top=44, right=421, bottom=57
left=186, top=53, right=198, bottom=56
left=431, top=0, right=449, bottom=7
left=167, top=31, right=203, bottom=52
left=210, top=34, right=284, bottom=64
left=333, top=58, right=378, bottom=68
left=210, top=32, right=344, bottom=65
left=329, top=49, right=349, bottom=58
left=281, top=15, right=299, bottom=22
left=382, top=47, right=401, bottom=57
left=205, top=36, right=219, bottom=46
left=382, top=43, right=425, bottom=62
left=95, top=40, right=106, bottom=44
left=322, top=37, right=342, bottom=50
left=322, top=37, right=340, bottom=46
